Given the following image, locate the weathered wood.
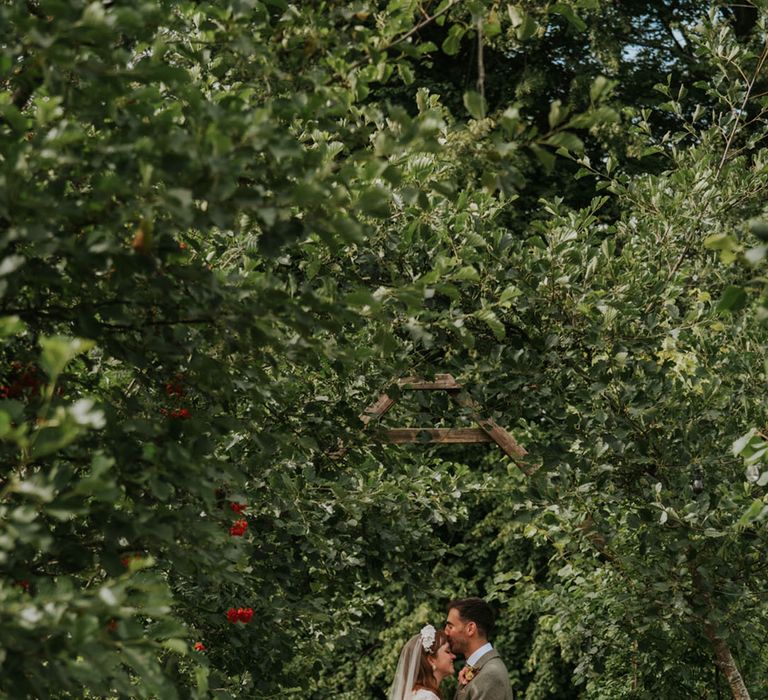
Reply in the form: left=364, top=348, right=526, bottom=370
left=477, top=417, right=528, bottom=458
left=378, top=428, right=494, bottom=444
left=359, top=392, right=396, bottom=426
left=449, top=391, right=485, bottom=411
left=332, top=374, right=533, bottom=474
left=450, top=391, right=534, bottom=471
left=359, top=375, right=461, bottom=426
left=397, top=373, right=462, bottom=390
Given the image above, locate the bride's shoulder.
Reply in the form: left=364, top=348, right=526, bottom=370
left=412, top=691, right=440, bottom=700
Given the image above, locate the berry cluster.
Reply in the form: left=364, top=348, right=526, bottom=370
left=164, top=381, right=184, bottom=397
left=226, top=607, right=253, bottom=624
left=161, top=374, right=189, bottom=419
left=219, top=496, right=253, bottom=638
left=120, top=553, right=143, bottom=568
left=0, top=363, right=42, bottom=399
left=160, top=407, right=190, bottom=420
left=229, top=519, right=247, bottom=537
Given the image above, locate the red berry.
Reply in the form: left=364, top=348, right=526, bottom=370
left=164, top=382, right=184, bottom=397
left=229, top=502, right=246, bottom=514
left=226, top=608, right=239, bottom=623
left=229, top=519, right=247, bottom=536
left=194, top=641, right=206, bottom=651
left=163, top=408, right=191, bottom=419
left=237, top=607, right=253, bottom=623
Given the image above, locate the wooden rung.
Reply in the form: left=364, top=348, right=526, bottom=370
left=397, top=374, right=462, bottom=391
left=343, top=375, right=535, bottom=476
left=477, top=418, right=528, bottom=459
left=449, top=392, right=529, bottom=464
left=378, top=428, right=494, bottom=444
left=359, top=393, right=396, bottom=426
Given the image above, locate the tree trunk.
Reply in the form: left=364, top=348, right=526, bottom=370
left=690, top=565, right=751, bottom=700
left=701, top=620, right=750, bottom=700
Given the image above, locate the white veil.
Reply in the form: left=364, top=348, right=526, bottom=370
left=388, top=633, right=423, bottom=700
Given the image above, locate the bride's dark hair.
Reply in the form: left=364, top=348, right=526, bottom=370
left=413, top=628, right=448, bottom=698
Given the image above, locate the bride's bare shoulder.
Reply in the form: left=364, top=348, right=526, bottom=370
left=412, top=691, right=440, bottom=700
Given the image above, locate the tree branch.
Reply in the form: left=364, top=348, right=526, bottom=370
left=717, top=40, right=768, bottom=176
left=345, top=0, right=464, bottom=73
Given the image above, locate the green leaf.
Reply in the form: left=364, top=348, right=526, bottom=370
left=515, top=14, right=538, bottom=40
left=356, top=187, right=391, bottom=218
left=463, top=91, right=487, bottom=120
left=397, top=63, right=415, bottom=85
left=474, top=307, right=505, bottom=339
left=195, top=666, right=210, bottom=694
left=259, top=217, right=306, bottom=257
left=499, top=285, right=521, bottom=306
left=442, top=24, right=465, bottom=55
left=344, top=290, right=376, bottom=307
left=552, top=3, right=587, bottom=31
left=529, top=144, right=556, bottom=172
left=161, top=639, right=188, bottom=654
left=31, top=423, right=81, bottom=459
left=543, top=131, right=584, bottom=154
left=548, top=100, right=567, bottom=129
left=704, top=233, right=739, bottom=252
left=0, top=411, right=10, bottom=438
left=0, top=316, right=25, bottom=338
left=0, top=99, right=28, bottom=133
left=14, top=477, right=55, bottom=501
left=733, top=430, right=756, bottom=456
left=590, top=75, right=613, bottom=103
left=69, top=399, right=106, bottom=428
left=739, top=499, right=767, bottom=527
left=507, top=4, right=524, bottom=27
left=454, top=265, right=480, bottom=281
left=484, top=12, right=501, bottom=38
left=744, top=245, right=767, bottom=265
left=748, top=218, right=768, bottom=241
left=716, top=286, right=747, bottom=313
left=39, top=336, right=95, bottom=380
left=0, top=255, right=25, bottom=276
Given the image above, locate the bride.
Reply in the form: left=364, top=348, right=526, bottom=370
left=389, top=624, right=456, bottom=700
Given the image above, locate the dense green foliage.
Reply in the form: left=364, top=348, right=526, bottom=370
left=2, top=1, right=768, bottom=698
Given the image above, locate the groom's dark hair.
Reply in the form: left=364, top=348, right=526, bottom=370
left=447, top=597, right=496, bottom=639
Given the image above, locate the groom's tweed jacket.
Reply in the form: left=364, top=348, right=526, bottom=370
left=454, top=649, right=513, bottom=700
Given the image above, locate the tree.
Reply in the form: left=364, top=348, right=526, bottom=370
left=2, top=1, right=768, bottom=698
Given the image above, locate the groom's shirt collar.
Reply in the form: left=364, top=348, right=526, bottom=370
left=467, top=642, right=493, bottom=667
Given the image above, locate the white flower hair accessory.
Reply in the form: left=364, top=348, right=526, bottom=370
left=419, top=624, right=436, bottom=652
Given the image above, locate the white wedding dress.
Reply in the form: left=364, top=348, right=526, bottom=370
left=412, top=691, right=439, bottom=700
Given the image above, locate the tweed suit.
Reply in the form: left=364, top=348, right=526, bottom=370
left=453, top=650, right=513, bottom=700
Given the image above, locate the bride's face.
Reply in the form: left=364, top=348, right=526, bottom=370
left=431, top=641, right=456, bottom=678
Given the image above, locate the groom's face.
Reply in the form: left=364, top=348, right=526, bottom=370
left=444, top=608, right=470, bottom=656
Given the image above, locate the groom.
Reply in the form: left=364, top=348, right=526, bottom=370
left=444, top=597, right=513, bottom=700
